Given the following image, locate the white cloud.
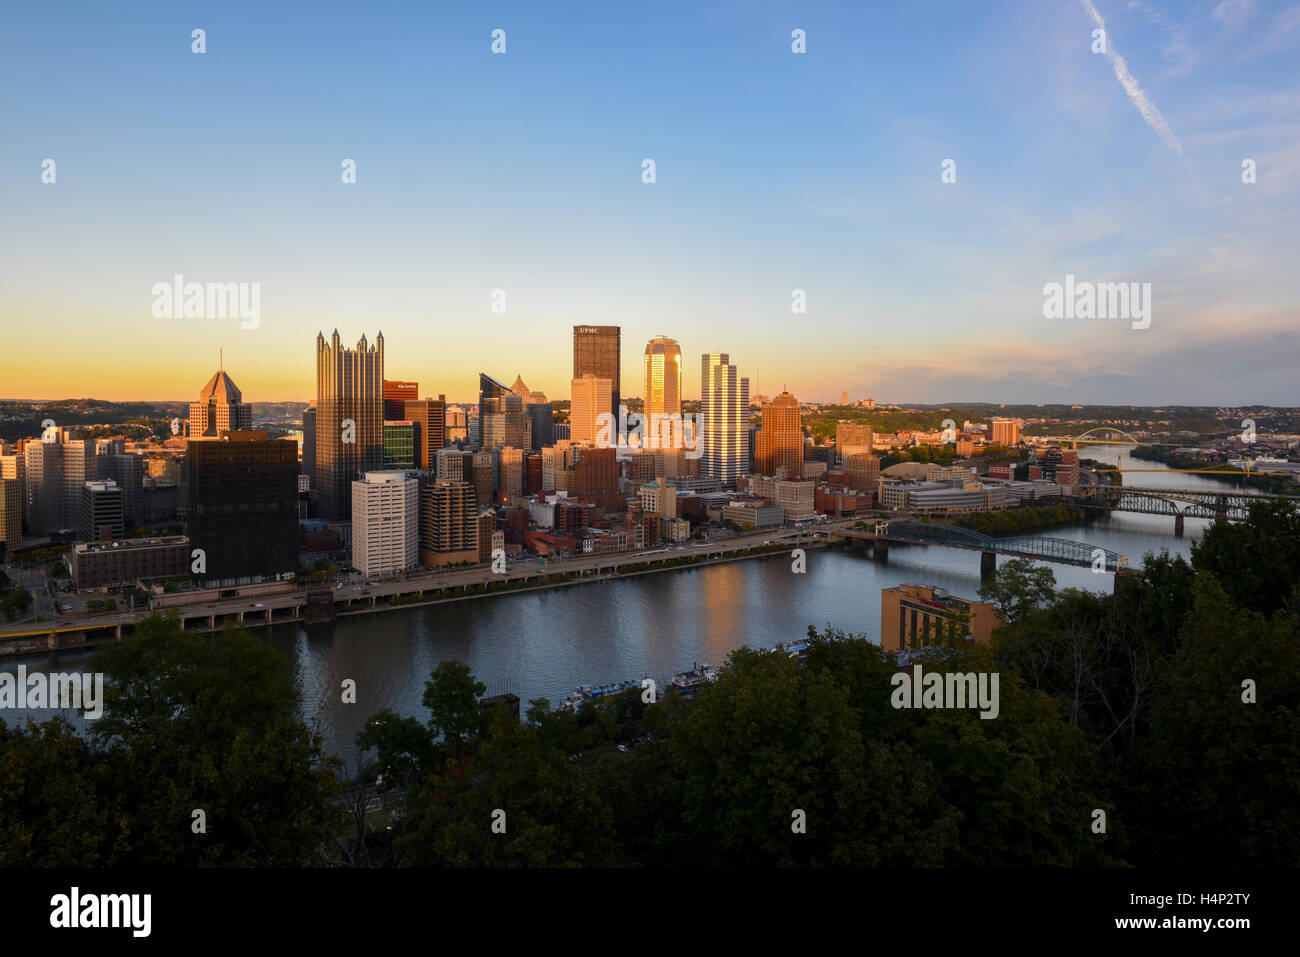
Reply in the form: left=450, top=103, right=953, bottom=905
left=1080, top=0, right=1189, bottom=164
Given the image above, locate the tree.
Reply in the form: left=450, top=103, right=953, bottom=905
left=88, top=613, right=341, bottom=865
left=422, top=660, right=486, bottom=747
left=1191, top=499, right=1300, bottom=616
left=979, top=557, right=1056, bottom=624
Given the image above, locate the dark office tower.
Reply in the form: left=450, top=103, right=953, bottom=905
left=383, top=380, right=419, bottom=421
left=98, top=454, right=143, bottom=526
left=79, top=480, right=123, bottom=542
left=301, top=404, right=317, bottom=489
left=573, top=325, right=621, bottom=421
left=383, top=421, right=421, bottom=470
left=187, top=430, right=298, bottom=586
left=526, top=453, right=543, bottom=495
left=471, top=452, right=494, bottom=508
left=526, top=400, right=554, bottom=451
left=316, top=330, right=385, bottom=520
left=404, top=395, right=446, bottom=468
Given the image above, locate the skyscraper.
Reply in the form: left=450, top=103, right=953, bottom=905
left=643, top=336, right=683, bottom=430
left=573, top=325, right=620, bottom=420
left=835, top=421, right=875, bottom=464
left=316, top=330, right=385, bottom=520
left=404, top=396, right=446, bottom=468
left=383, top=380, right=419, bottom=421
left=187, top=431, right=298, bottom=585
left=479, top=373, right=530, bottom=450
left=189, top=365, right=252, bottom=438
left=700, top=353, right=750, bottom=487
left=754, top=391, right=803, bottom=478
left=301, top=404, right=316, bottom=489
left=351, top=471, right=419, bottom=578
left=422, top=479, right=480, bottom=567
left=570, top=374, right=613, bottom=446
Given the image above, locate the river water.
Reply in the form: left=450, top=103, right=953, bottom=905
left=2, top=445, right=1252, bottom=757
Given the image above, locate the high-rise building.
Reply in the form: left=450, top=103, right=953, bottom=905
left=526, top=400, right=554, bottom=451
left=471, top=451, right=495, bottom=507
left=542, top=441, right=576, bottom=492
left=79, top=479, right=124, bottom=542
left=570, top=374, right=613, bottom=446
left=1, top=454, right=25, bottom=550
left=573, top=446, right=618, bottom=500
left=187, top=431, right=298, bottom=585
left=301, top=404, right=317, bottom=490
left=639, top=477, right=677, bottom=518
left=422, top=479, right=480, bottom=567
left=700, top=353, right=750, bottom=487
left=499, top=447, right=525, bottom=500
left=835, top=422, right=875, bottom=464
left=22, top=441, right=58, bottom=535
left=98, top=453, right=142, bottom=527
left=991, top=417, right=1022, bottom=446
left=846, top=452, right=881, bottom=494
left=436, top=448, right=473, bottom=482
left=351, top=471, right=419, bottom=578
left=189, top=366, right=253, bottom=439
left=643, top=337, right=683, bottom=436
left=754, top=391, right=803, bottom=478
left=445, top=407, right=468, bottom=444
left=479, top=374, right=531, bottom=450
left=404, top=396, right=446, bottom=468
left=316, top=330, right=385, bottom=520
left=573, top=325, right=621, bottom=421
left=0, top=477, right=21, bottom=554
left=382, top=421, right=421, bottom=470
left=383, top=380, right=419, bottom=421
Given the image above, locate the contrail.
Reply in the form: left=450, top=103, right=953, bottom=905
left=1080, top=0, right=1188, bottom=162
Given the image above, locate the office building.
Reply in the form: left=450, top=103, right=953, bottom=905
left=836, top=422, right=875, bottom=464
left=301, top=404, right=316, bottom=490
left=754, top=391, right=803, bottom=478
left=445, top=407, right=468, bottom=444
left=187, top=431, right=298, bottom=585
left=471, top=451, right=494, bottom=507
left=526, top=399, right=554, bottom=451
left=316, top=330, right=385, bottom=520
left=421, top=479, right=480, bottom=567
left=0, top=477, right=21, bottom=555
left=846, top=452, right=881, bottom=493
left=382, top=421, right=421, bottom=470
left=436, top=448, right=473, bottom=482
left=700, top=353, right=750, bottom=487
left=573, top=325, right=621, bottom=420
left=881, top=584, right=1001, bottom=652
left=70, top=536, right=190, bottom=590
left=404, top=396, right=446, bottom=468
left=638, top=477, right=677, bottom=519
left=499, top=446, right=525, bottom=499
left=479, top=373, right=531, bottom=451
left=643, top=336, right=683, bottom=434
left=383, top=380, right=419, bottom=421
left=79, top=479, right=124, bottom=542
left=189, top=366, right=253, bottom=439
left=351, top=471, right=419, bottom=578
left=98, top=453, right=142, bottom=527
left=570, top=374, right=613, bottom=446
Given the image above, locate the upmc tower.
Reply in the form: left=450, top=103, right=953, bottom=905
left=573, top=325, right=620, bottom=421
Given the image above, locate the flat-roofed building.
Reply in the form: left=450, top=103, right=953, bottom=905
left=351, top=471, right=419, bottom=578
left=881, top=583, right=1001, bottom=652
left=422, top=479, right=479, bottom=567
left=71, top=535, right=190, bottom=590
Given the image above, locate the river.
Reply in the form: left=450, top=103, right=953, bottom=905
left=0, top=445, right=1256, bottom=757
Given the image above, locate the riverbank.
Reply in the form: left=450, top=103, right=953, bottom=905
left=1131, top=446, right=1297, bottom=494
left=955, top=504, right=1086, bottom=536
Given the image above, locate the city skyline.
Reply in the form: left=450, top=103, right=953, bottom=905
left=3, top=2, right=1298, bottom=405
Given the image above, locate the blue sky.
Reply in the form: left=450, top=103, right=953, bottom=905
left=1, top=0, right=1297, bottom=405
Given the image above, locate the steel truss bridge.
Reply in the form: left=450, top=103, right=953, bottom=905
left=833, top=522, right=1123, bottom=572
left=1067, top=485, right=1295, bottom=521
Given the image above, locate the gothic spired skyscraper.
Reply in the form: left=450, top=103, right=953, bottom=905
left=573, top=325, right=620, bottom=421
left=315, top=330, right=384, bottom=520
left=700, top=353, right=750, bottom=487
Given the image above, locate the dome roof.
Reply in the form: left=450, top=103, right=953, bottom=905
left=881, top=461, right=930, bottom=479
